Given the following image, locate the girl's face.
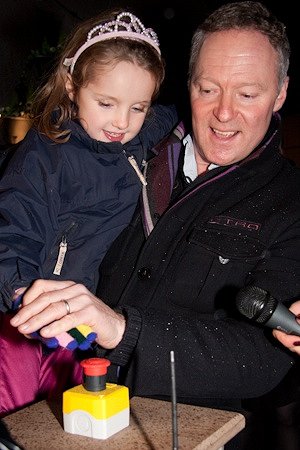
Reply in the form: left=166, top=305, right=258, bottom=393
left=66, top=60, right=156, bottom=144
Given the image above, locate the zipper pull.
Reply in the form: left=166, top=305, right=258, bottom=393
left=127, top=155, right=147, bottom=186
left=53, top=237, right=67, bottom=275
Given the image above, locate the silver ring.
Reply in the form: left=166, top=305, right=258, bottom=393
left=62, top=299, right=71, bottom=315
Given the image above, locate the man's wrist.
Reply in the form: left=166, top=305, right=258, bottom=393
left=96, top=306, right=142, bottom=366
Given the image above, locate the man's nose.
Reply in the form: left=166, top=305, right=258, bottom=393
left=213, top=94, right=235, bottom=122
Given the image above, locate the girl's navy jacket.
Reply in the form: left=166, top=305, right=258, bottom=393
left=0, top=104, right=178, bottom=311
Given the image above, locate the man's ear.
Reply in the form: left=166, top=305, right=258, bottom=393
left=273, top=76, right=289, bottom=112
left=65, top=73, right=75, bottom=101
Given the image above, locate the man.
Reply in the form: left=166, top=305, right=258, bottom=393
left=11, top=2, right=300, bottom=447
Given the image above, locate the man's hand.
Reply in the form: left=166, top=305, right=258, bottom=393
left=273, top=300, right=300, bottom=355
left=10, top=279, right=126, bottom=349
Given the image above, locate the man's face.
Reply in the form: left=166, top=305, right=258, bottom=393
left=189, top=29, right=288, bottom=173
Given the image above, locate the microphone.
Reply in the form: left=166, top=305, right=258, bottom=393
left=236, top=285, right=300, bottom=336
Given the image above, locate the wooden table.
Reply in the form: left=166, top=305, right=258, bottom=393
left=3, top=396, right=245, bottom=450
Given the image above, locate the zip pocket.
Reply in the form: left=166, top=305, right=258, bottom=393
left=188, top=227, right=268, bottom=262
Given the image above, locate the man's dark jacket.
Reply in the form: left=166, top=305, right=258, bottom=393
left=97, top=114, right=300, bottom=411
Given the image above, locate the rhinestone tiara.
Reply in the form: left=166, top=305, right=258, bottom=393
left=63, top=12, right=161, bottom=74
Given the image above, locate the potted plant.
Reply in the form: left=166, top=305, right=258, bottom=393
left=0, top=107, right=33, bottom=146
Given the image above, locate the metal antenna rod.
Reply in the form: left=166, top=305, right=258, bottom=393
left=170, top=350, right=179, bottom=450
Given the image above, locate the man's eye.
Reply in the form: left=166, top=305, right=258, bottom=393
left=197, top=86, right=216, bottom=96
left=240, top=93, right=257, bottom=100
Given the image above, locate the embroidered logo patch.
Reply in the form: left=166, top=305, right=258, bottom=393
left=208, top=215, right=261, bottom=231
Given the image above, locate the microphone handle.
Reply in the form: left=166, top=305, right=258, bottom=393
left=265, top=302, right=300, bottom=337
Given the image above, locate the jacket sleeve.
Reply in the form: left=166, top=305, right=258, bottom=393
left=0, top=132, right=60, bottom=311
left=138, top=103, right=179, bottom=152
left=100, top=302, right=295, bottom=402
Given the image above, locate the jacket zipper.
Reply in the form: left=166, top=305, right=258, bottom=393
left=126, top=154, right=147, bottom=186
left=53, top=237, right=67, bottom=275
left=52, top=221, right=77, bottom=276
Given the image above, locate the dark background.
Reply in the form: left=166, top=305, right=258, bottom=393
left=0, top=0, right=299, bottom=120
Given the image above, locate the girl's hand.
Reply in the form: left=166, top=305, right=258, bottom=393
left=10, top=279, right=125, bottom=349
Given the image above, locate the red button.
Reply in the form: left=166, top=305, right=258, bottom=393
left=80, top=358, right=111, bottom=376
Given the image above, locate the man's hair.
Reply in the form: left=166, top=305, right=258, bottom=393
left=188, top=1, right=290, bottom=89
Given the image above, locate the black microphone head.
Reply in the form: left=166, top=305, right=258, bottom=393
left=236, top=285, right=277, bottom=324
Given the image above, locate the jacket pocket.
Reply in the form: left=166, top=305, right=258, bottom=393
left=163, top=226, right=268, bottom=313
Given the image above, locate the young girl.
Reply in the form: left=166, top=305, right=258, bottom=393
left=0, top=10, right=177, bottom=415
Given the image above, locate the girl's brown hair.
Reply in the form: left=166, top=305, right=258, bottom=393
left=31, top=9, right=165, bottom=143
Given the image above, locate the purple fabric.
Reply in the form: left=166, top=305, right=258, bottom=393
left=0, top=312, right=83, bottom=417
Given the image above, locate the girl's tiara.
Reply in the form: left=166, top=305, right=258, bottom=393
left=63, top=12, right=161, bottom=74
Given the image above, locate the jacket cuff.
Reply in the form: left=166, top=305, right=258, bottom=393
left=95, top=305, right=142, bottom=366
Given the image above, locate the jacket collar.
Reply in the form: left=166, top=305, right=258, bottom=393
left=65, top=119, right=124, bottom=154
left=141, top=113, right=283, bottom=235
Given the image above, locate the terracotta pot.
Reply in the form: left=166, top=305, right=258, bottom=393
left=2, top=116, right=33, bottom=144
